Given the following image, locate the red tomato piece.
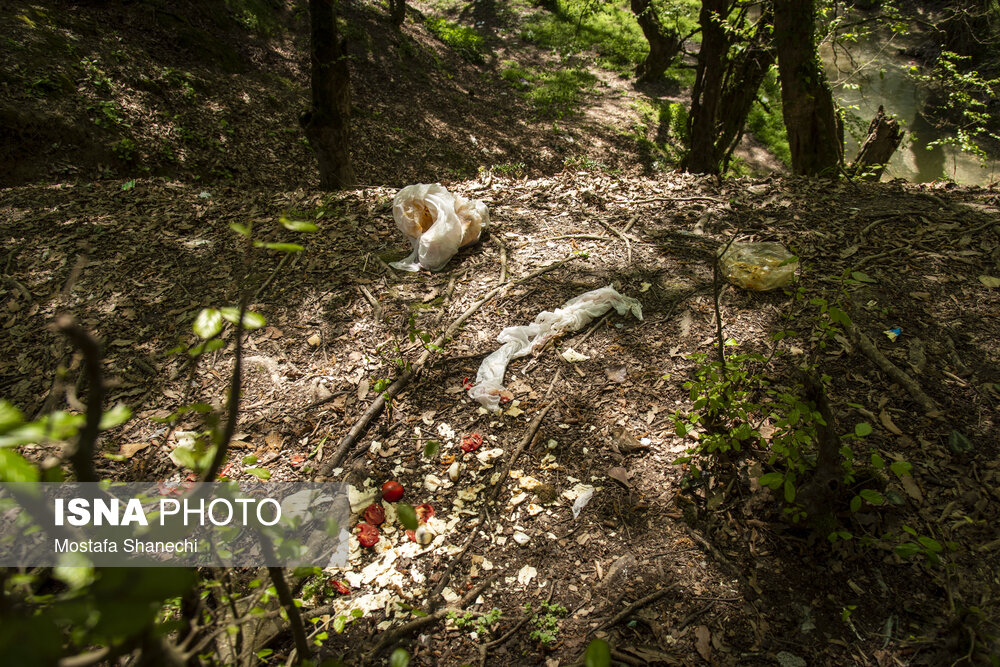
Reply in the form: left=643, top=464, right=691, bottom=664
left=330, top=579, right=351, bottom=595
left=356, top=522, right=379, bottom=547
left=405, top=529, right=417, bottom=543
left=364, top=503, right=386, bottom=526
left=461, top=433, right=483, bottom=452
left=415, top=503, right=435, bottom=524
left=381, top=480, right=404, bottom=502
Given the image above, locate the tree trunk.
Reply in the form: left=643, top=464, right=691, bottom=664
left=716, top=5, right=775, bottom=171
left=301, top=0, right=356, bottom=190
left=682, top=0, right=729, bottom=174
left=631, top=0, right=683, bottom=83
left=388, top=0, right=406, bottom=26
left=848, top=105, right=904, bottom=180
left=773, top=0, right=842, bottom=177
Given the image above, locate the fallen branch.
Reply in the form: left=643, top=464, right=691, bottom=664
left=363, top=577, right=494, bottom=663
left=315, top=256, right=580, bottom=477
left=852, top=326, right=937, bottom=414
left=55, top=316, right=102, bottom=483
left=596, top=586, right=676, bottom=631
left=617, top=195, right=725, bottom=206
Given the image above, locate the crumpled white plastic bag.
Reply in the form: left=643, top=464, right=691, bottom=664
left=390, top=184, right=489, bottom=272
left=469, top=286, right=643, bottom=411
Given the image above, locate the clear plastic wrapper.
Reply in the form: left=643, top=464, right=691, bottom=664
left=469, top=286, right=643, bottom=410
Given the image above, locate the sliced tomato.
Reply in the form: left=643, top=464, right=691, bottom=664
left=355, top=522, right=379, bottom=547
left=461, top=433, right=483, bottom=452
left=364, top=503, right=386, bottom=526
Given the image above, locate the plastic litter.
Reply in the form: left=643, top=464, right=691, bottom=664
left=719, top=242, right=798, bottom=291
left=469, top=286, right=643, bottom=411
left=883, top=327, right=901, bottom=342
left=390, top=184, right=489, bottom=272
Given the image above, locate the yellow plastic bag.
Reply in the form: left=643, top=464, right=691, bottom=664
left=719, top=242, right=798, bottom=291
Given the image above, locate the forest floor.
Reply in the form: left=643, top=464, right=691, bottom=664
left=2, top=0, right=1000, bottom=665
left=2, top=170, right=999, bottom=665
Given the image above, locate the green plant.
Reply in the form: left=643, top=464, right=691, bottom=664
left=424, top=17, right=485, bottom=64
left=447, top=607, right=502, bottom=639
left=525, top=600, right=567, bottom=645
left=500, top=61, right=598, bottom=119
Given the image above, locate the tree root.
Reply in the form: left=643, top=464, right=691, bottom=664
left=852, top=326, right=937, bottom=415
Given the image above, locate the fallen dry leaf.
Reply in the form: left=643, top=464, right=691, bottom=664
left=879, top=409, right=903, bottom=435
left=695, top=625, right=712, bottom=662
left=119, top=442, right=149, bottom=459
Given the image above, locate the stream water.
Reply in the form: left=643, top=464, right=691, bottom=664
left=822, top=37, right=1000, bottom=186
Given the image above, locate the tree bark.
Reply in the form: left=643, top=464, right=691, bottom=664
left=773, top=0, right=842, bottom=177
left=301, top=0, right=356, bottom=190
left=388, top=0, right=406, bottom=26
left=683, top=0, right=729, bottom=174
left=848, top=105, right=904, bottom=180
left=716, top=5, right=775, bottom=171
left=631, top=0, right=683, bottom=83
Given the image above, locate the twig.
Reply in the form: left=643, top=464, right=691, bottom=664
left=363, top=578, right=494, bottom=662
left=536, top=234, right=612, bottom=242
left=359, top=285, right=382, bottom=319
left=252, top=253, right=291, bottom=304
left=302, top=390, right=349, bottom=410
left=200, top=298, right=246, bottom=483
left=851, top=327, right=937, bottom=414
left=315, top=256, right=580, bottom=478
left=617, top=195, right=725, bottom=205
left=1, top=276, right=33, bottom=301
left=55, top=317, right=102, bottom=483
left=492, top=235, right=508, bottom=284
left=374, top=255, right=398, bottom=281
left=713, top=234, right=739, bottom=376
left=571, top=311, right=611, bottom=348
left=267, top=565, right=311, bottom=663
left=596, top=586, right=676, bottom=631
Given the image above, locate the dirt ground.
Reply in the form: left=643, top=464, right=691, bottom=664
left=3, top=0, right=1000, bottom=663
left=2, top=166, right=999, bottom=665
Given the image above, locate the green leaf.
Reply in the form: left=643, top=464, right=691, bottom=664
left=396, top=503, right=418, bottom=531
left=870, top=452, right=885, bottom=470
left=193, top=308, right=223, bottom=339
left=220, top=307, right=266, bottom=330
left=256, top=649, right=273, bottom=659
left=203, top=339, right=225, bottom=353
left=828, top=306, right=852, bottom=327
left=859, top=489, right=884, bottom=505
left=423, top=440, right=441, bottom=459
left=784, top=479, right=796, bottom=503
left=889, top=461, right=912, bottom=477
left=948, top=430, right=974, bottom=454
left=230, top=222, right=252, bottom=237
left=854, top=422, right=873, bottom=437
left=585, top=638, right=611, bottom=667
left=851, top=271, right=876, bottom=283
left=917, top=536, right=943, bottom=553
left=333, top=615, right=346, bottom=634
left=99, top=403, right=131, bottom=430
left=389, top=648, right=410, bottom=667
left=758, top=472, right=784, bottom=489
left=242, top=455, right=258, bottom=465
left=253, top=241, right=304, bottom=253
left=279, top=216, right=318, bottom=233
left=0, top=448, right=40, bottom=482
left=895, top=543, right=921, bottom=558
left=0, top=400, right=25, bottom=433
left=244, top=467, right=271, bottom=480
left=850, top=495, right=862, bottom=513
left=902, top=525, right=917, bottom=536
